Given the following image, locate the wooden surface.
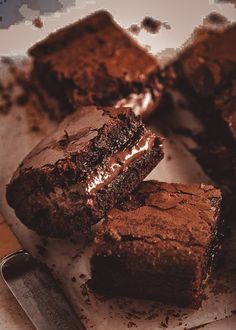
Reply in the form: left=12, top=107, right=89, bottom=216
left=0, top=214, right=21, bottom=260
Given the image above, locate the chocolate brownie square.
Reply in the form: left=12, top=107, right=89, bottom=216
left=167, top=24, right=236, bottom=220
left=6, top=107, right=163, bottom=237
left=91, top=181, right=222, bottom=307
left=29, top=11, right=164, bottom=119
left=172, top=25, right=236, bottom=133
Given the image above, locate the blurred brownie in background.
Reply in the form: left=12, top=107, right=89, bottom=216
left=91, top=181, right=222, bottom=308
left=29, top=10, right=167, bottom=119
left=166, top=24, right=236, bottom=221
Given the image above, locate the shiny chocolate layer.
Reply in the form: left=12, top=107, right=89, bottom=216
left=84, top=131, right=157, bottom=194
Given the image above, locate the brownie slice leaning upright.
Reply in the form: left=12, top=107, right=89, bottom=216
left=29, top=10, right=165, bottom=119
left=91, top=181, right=222, bottom=308
left=167, top=24, right=236, bottom=221
left=6, top=107, right=163, bottom=237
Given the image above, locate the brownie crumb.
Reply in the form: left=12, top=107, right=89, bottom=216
left=80, top=283, right=91, bottom=305
left=33, top=17, right=43, bottom=29
left=141, top=16, right=171, bottom=34
left=79, top=273, right=86, bottom=279
left=162, top=22, right=171, bottom=30
left=128, top=24, right=141, bottom=35
left=127, top=321, right=137, bottom=328
left=141, top=17, right=162, bottom=34
left=71, top=277, right=76, bottom=282
left=129, top=18, right=170, bottom=36
left=161, top=321, right=168, bottom=328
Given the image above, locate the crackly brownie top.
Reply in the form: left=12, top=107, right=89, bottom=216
left=95, top=181, right=221, bottom=266
left=9, top=106, right=162, bottom=206
left=177, top=24, right=236, bottom=97
left=14, top=106, right=142, bottom=173
left=29, top=10, right=159, bottom=87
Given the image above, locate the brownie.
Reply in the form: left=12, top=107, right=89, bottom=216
left=29, top=10, right=165, bottom=119
left=167, top=24, right=236, bottom=220
left=90, top=181, right=222, bottom=307
left=6, top=107, right=163, bottom=237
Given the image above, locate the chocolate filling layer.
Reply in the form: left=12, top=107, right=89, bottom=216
left=84, top=131, right=157, bottom=194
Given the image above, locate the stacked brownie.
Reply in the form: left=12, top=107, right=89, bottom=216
left=6, top=106, right=163, bottom=237
left=6, top=10, right=225, bottom=308
left=29, top=11, right=165, bottom=119
left=168, top=24, right=236, bottom=220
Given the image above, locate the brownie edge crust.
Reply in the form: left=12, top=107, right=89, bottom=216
left=90, top=181, right=222, bottom=308
left=6, top=107, right=163, bottom=237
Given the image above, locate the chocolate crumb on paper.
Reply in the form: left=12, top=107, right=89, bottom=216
left=141, top=17, right=162, bottom=33
left=127, top=321, right=137, bottom=328
left=128, top=24, right=141, bottom=35
left=128, top=16, right=171, bottom=35
left=141, top=16, right=171, bottom=33
left=32, top=17, right=43, bottom=28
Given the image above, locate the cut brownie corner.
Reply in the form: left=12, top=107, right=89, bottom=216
left=90, top=181, right=223, bottom=308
